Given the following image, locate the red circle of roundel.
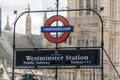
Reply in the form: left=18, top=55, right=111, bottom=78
left=44, top=15, right=70, bottom=43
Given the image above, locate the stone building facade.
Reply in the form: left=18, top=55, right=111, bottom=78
left=60, top=0, right=120, bottom=80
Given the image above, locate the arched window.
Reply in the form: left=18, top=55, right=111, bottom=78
left=69, top=36, right=72, bottom=45
left=93, top=0, right=98, bottom=11
left=110, top=0, right=115, bottom=18
left=64, top=39, right=67, bottom=44
left=92, top=36, right=97, bottom=46
left=86, top=0, right=91, bottom=15
left=109, top=38, right=114, bottom=60
left=79, top=0, right=84, bottom=16
left=78, top=31, right=89, bottom=46
left=79, top=0, right=98, bottom=16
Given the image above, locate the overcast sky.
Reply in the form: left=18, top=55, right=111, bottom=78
left=0, top=0, right=67, bottom=34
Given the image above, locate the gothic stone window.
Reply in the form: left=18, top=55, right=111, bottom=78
left=68, top=36, right=72, bottom=45
left=93, top=0, right=98, bottom=11
left=86, top=0, right=91, bottom=15
left=64, top=36, right=72, bottom=45
left=93, top=0, right=98, bottom=15
left=78, top=31, right=89, bottom=46
left=79, top=0, right=98, bottom=16
left=79, top=0, right=84, bottom=16
left=92, top=36, right=97, bottom=46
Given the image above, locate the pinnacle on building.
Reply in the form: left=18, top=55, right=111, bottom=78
left=4, top=15, right=12, bottom=31
left=26, top=4, right=31, bottom=36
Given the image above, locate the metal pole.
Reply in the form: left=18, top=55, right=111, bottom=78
left=93, top=67, right=95, bottom=80
left=56, top=0, right=59, bottom=49
left=55, top=1, right=59, bottom=80
left=11, top=10, right=18, bottom=80
left=101, top=14, right=104, bottom=80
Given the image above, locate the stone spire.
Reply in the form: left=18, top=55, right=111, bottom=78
left=26, top=4, right=31, bottom=36
left=4, top=15, right=12, bottom=31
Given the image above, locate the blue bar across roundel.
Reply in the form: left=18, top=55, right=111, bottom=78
left=41, top=26, right=74, bottom=32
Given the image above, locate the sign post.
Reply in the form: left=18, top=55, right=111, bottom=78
left=12, top=4, right=104, bottom=80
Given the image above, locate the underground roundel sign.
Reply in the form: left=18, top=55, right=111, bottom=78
left=41, top=15, right=73, bottom=43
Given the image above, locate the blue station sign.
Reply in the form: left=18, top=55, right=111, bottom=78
left=41, top=26, right=73, bottom=32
